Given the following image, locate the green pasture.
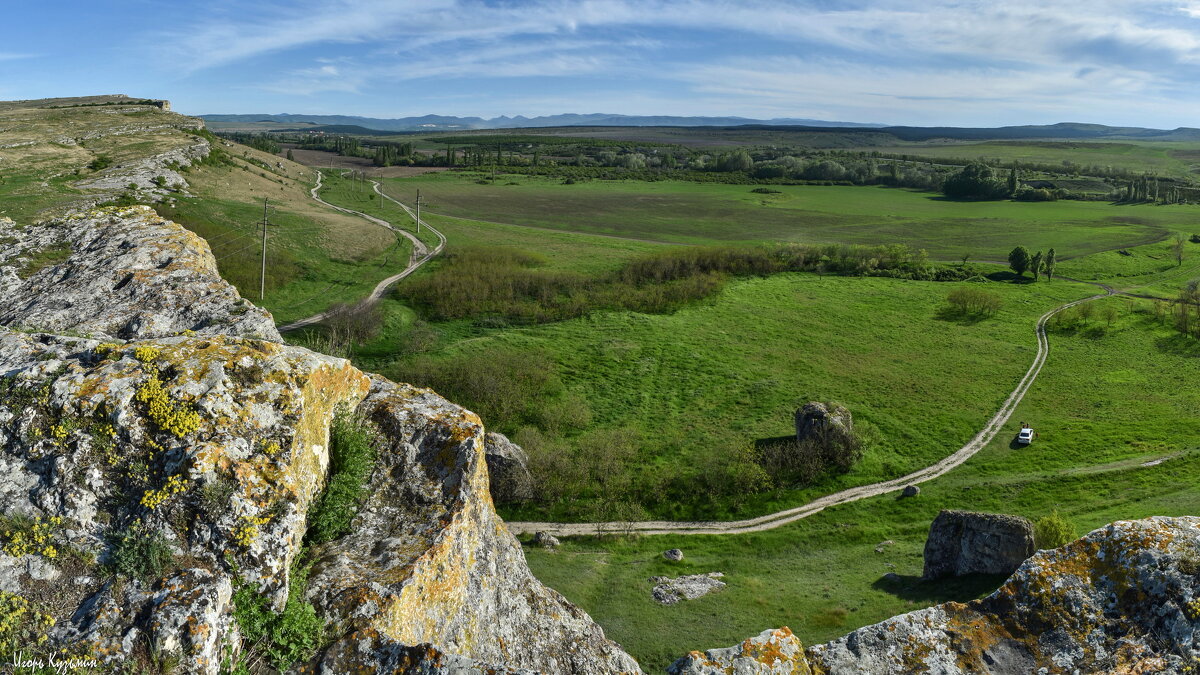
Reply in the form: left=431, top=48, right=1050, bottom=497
left=525, top=298, right=1200, bottom=670
left=873, top=140, right=1200, bottom=179
left=382, top=173, right=1188, bottom=258
left=158, top=193, right=409, bottom=325
left=399, top=273, right=1091, bottom=520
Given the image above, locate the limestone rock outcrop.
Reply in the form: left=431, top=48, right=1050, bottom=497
left=922, top=509, right=1035, bottom=580
left=650, top=573, right=726, bottom=605
left=668, top=628, right=810, bottom=675
left=793, top=401, right=852, bottom=445
left=673, top=516, right=1200, bottom=673
left=0, top=208, right=638, bottom=674
left=484, top=431, right=534, bottom=503
left=0, top=207, right=279, bottom=342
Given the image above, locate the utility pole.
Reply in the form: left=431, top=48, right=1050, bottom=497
left=259, top=197, right=269, bottom=301
left=415, top=189, right=421, bottom=235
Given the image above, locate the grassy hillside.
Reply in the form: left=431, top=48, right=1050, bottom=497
left=525, top=297, right=1200, bottom=669
left=382, top=172, right=1179, bottom=258
left=0, top=99, right=199, bottom=222
left=156, top=147, right=404, bottom=325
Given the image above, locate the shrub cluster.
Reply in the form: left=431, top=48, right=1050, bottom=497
left=1034, top=511, right=1076, bottom=549
left=305, top=410, right=377, bottom=545
left=945, top=287, right=1003, bottom=317
left=400, top=243, right=966, bottom=326
left=756, top=428, right=870, bottom=487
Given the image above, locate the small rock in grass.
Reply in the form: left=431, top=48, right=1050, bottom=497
left=650, top=573, right=725, bottom=605
left=532, top=531, right=560, bottom=549
left=663, top=548, right=684, bottom=561
left=902, top=485, right=920, bottom=498
left=874, top=540, right=895, bottom=554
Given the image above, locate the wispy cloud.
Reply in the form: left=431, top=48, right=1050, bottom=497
left=0, top=53, right=36, bottom=61
left=146, top=0, right=1200, bottom=124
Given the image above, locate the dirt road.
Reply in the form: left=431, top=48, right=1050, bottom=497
left=277, top=171, right=445, bottom=332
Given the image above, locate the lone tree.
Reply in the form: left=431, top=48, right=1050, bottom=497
left=1009, top=246, right=1032, bottom=277
left=1031, top=250, right=1044, bottom=281
left=1174, top=233, right=1187, bottom=267
left=1045, top=248, right=1056, bottom=280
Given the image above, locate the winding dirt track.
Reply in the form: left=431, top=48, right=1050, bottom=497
left=507, top=285, right=1114, bottom=537
left=278, top=171, right=445, bottom=332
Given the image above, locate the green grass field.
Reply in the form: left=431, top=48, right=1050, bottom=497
left=157, top=150, right=410, bottom=325
left=372, top=272, right=1091, bottom=521
left=307, top=152, right=1200, bottom=672
left=524, top=298, right=1200, bottom=670
left=873, top=140, right=1200, bottom=179
left=382, top=172, right=1185, bottom=259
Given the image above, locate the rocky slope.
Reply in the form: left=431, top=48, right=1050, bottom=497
left=0, top=207, right=639, bottom=673
left=670, top=516, right=1200, bottom=674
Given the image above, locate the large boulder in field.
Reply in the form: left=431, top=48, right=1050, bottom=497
left=922, top=509, right=1035, bottom=580
left=484, top=431, right=534, bottom=503
left=675, top=517, right=1200, bottom=673
left=794, top=401, right=853, bottom=445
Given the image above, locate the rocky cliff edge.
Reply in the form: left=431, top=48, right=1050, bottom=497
left=670, top=516, right=1200, bottom=674
left=0, top=207, right=640, bottom=673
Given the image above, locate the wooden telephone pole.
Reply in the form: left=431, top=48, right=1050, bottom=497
left=259, top=197, right=270, bottom=301
left=415, top=189, right=421, bottom=234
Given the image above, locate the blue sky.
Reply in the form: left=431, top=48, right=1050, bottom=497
left=5, top=0, right=1200, bottom=126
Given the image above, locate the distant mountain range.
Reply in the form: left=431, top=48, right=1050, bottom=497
left=199, top=114, right=1200, bottom=142
left=199, top=112, right=886, bottom=131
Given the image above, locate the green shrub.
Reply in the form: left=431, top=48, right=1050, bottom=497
left=201, top=476, right=236, bottom=519
left=87, top=154, right=112, bottom=171
left=109, top=525, right=173, bottom=581
left=230, top=563, right=324, bottom=672
left=399, top=243, right=953, bottom=325
left=945, top=287, right=1003, bottom=317
left=305, top=411, right=376, bottom=545
left=1034, top=510, right=1077, bottom=550
left=389, top=347, right=560, bottom=433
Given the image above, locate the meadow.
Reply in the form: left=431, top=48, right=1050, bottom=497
left=297, top=139, right=1200, bottom=668
left=158, top=148, right=407, bottom=325
left=327, top=255, right=1093, bottom=521
left=523, top=297, right=1200, bottom=669
left=380, top=172, right=1182, bottom=259
left=872, top=140, right=1200, bottom=179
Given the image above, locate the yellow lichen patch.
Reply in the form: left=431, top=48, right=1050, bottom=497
left=139, top=473, right=189, bottom=510
left=232, top=515, right=270, bottom=548
left=286, top=361, right=371, bottom=510
left=379, top=481, right=490, bottom=652
left=0, top=592, right=55, bottom=647
left=2, top=515, right=62, bottom=559
left=135, top=368, right=201, bottom=438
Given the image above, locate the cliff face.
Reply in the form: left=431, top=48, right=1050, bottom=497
left=671, top=516, right=1200, bottom=674
left=0, top=207, right=278, bottom=341
left=0, top=207, right=639, bottom=673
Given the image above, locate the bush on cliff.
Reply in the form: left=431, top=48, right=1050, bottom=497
left=1034, top=511, right=1077, bottom=550
left=305, top=410, right=377, bottom=545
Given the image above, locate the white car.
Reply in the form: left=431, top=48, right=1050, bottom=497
left=1017, top=427, right=1034, bottom=445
